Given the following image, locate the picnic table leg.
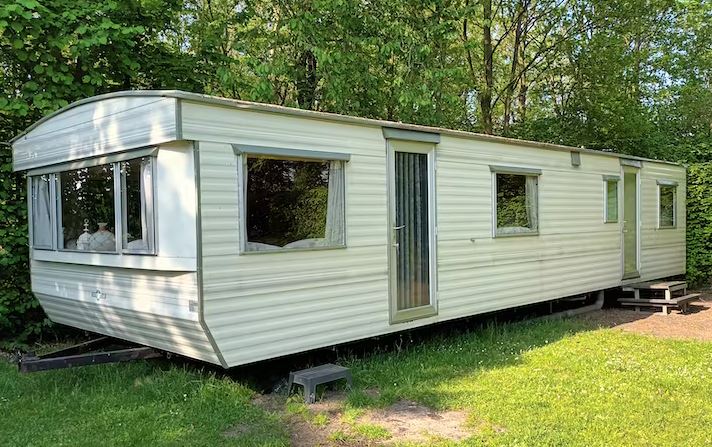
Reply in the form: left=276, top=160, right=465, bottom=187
left=661, top=304, right=669, bottom=315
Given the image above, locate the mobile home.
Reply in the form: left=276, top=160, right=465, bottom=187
left=11, top=91, right=686, bottom=368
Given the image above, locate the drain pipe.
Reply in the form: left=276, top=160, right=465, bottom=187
left=538, top=290, right=605, bottom=321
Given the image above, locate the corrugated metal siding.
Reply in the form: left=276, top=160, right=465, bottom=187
left=188, top=102, right=687, bottom=367
left=193, top=116, right=390, bottom=367
left=435, top=140, right=624, bottom=319
left=13, top=97, right=177, bottom=171
left=32, top=260, right=219, bottom=364
left=639, top=163, right=686, bottom=279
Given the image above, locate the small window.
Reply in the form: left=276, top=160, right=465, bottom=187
left=604, top=179, right=619, bottom=223
left=58, top=164, right=117, bottom=252
left=120, top=157, right=155, bottom=253
left=30, top=175, right=53, bottom=249
left=494, top=173, right=539, bottom=236
left=243, top=156, right=345, bottom=251
left=659, top=184, right=676, bottom=228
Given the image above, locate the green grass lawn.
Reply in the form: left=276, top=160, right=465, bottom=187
left=3, top=318, right=712, bottom=446
left=0, top=360, right=288, bottom=447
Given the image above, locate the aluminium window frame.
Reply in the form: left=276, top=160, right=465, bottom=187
left=27, top=174, right=57, bottom=251
left=233, top=144, right=350, bottom=254
left=119, top=157, right=157, bottom=255
left=603, top=175, right=620, bottom=224
left=26, top=147, right=158, bottom=255
left=657, top=180, right=678, bottom=230
left=490, top=165, right=542, bottom=238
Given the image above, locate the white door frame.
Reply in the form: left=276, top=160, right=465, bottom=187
left=386, top=139, right=438, bottom=324
left=621, top=165, right=641, bottom=280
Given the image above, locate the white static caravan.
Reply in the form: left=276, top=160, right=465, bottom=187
left=11, top=91, right=686, bottom=368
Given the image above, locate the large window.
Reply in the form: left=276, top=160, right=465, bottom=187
left=59, top=164, right=116, bottom=251
left=604, top=177, right=619, bottom=223
left=492, top=168, right=540, bottom=236
left=28, top=153, right=156, bottom=254
left=658, top=183, right=677, bottom=228
left=243, top=156, right=345, bottom=251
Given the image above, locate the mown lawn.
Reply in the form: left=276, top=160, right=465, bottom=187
left=3, top=317, right=712, bottom=446
left=0, top=360, right=288, bottom=447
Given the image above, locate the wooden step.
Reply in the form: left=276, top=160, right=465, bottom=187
left=618, top=293, right=700, bottom=306
left=622, top=280, right=686, bottom=292
left=618, top=293, right=700, bottom=315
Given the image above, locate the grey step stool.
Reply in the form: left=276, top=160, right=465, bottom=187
left=287, top=363, right=353, bottom=404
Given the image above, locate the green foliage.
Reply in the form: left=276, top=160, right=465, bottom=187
left=0, top=0, right=200, bottom=340
left=2, top=0, right=712, bottom=338
left=686, top=163, right=712, bottom=287
left=496, top=174, right=529, bottom=229
left=245, top=158, right=329, bottom=246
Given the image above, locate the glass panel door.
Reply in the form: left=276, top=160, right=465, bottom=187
left=389, top=142, right=437, bottom=323
left=394, top=152, right=430, bottom=311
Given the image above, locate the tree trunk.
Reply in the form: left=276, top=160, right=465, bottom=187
left=296, top=49, right=317, bottom=110
left=503, top=1, right=525, bottom=135
left=479, top=0, right=494, bottom=134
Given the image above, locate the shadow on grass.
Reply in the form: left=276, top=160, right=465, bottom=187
left=222, top=293, right=614, bottom=399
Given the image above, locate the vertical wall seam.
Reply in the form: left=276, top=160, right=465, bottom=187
left=193, top=141, right=229, bottom=368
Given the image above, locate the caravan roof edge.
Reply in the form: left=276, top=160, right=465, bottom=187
left=10, top=89, right=681, bottom=167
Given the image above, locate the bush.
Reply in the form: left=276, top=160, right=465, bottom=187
left=0, top=148, right=49, bottom=341
left=686, top=163, right=712, bottom=288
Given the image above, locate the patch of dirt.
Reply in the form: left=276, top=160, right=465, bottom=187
left=580, top=293, right=712, bottom=341
left=360, top=399, right=474, bottom=444
left=253, top=392, right=348, bottom=447
left=251, top=390, right=474, bottom=447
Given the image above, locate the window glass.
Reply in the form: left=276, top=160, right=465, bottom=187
left=496, top=173, right=538, bottom=235
left=121, top=157, right=154, bottom=252
left=659, top=185, right=676, bottom=228
left=605, top=180, right=618, bottom=222
left=59, top=164, right=116, bottom=251
left=245, top=156, right=345, bottom=251
left=30, top=175, right=53, bottom=248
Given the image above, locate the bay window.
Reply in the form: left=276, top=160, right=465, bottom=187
left=27, top=150, right=156, bottom=254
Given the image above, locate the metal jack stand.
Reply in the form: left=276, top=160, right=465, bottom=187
left=18, top=337, right=162, bottom=373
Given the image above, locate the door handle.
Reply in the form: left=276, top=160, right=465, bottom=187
left=393, top=225, right=405, bottom=230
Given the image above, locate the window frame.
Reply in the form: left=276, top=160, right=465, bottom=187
left=603, top=175, right=620, bottom=224
left=657, top=180, right=677, bottom=229
left=120, top=156, right=157, bottom=254
left=234, top=145, right=349, bottom=254
left=27, top=148, right=158, bottom=255
left=27, top=174, right=56, bottom=251
left=490, top=165, right=542, bottom=238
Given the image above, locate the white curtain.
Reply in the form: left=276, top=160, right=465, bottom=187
left=32, top=176, right=52, bottom=248
left=525, top=176, right=538, bottom=231
left=140, top=158, right=152, bottom=246
left=324, top=161, right=345, bottom=245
